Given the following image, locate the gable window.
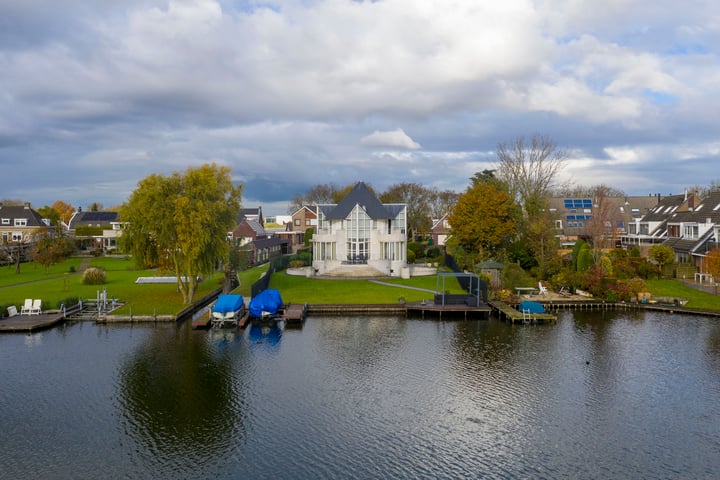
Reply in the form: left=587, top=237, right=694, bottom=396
left=14, top=218, right=27, bottom=227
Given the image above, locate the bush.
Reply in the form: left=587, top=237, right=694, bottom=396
left=82, top=267, right=106, bottom=285
left=68, top=265, right=76, bottom=273
left=288, top=260, right=306, bottom=269
left=57, top=296, right=81, bottom=309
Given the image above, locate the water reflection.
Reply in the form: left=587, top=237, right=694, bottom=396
left=118, top=323, right=247, bottom=472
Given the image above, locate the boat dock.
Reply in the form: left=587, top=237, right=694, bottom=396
left=489, top=301, right=557, bottom=324
left=282, top=303, right=308, bottom=323
left=0, top=311, right=67, bottom=333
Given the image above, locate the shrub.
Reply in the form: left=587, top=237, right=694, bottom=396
left=288, top=260, right=306, bottom=269
left=57, top=296, right=81, bottom=309
left=82, top=267, right=106, bottom=285
left=68, top=265, right=76, bottom=273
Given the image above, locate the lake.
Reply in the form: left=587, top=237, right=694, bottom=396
left=1, top=310, right=719, bottom=479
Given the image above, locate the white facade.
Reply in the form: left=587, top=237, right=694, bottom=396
left=311, top=183, right=407, bottom=277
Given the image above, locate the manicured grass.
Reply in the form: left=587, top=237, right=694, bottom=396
left=0, top=258, right=82, bottom=287
left=646, top=279, right=720, bottom=310
left=0, top=256, right=223, bottom=316
left=269, top=272, right=464, bottom=304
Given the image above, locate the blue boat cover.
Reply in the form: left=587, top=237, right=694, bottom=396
left=213, top=294, right=245, bottom=314
left=249, top=289, right=283, bottom=317
left=519, top=300, right=545, bottom=314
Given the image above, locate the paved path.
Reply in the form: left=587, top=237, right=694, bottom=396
left=367, top=279, right=436, bottom=294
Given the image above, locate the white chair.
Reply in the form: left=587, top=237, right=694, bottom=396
left=30, top=299, right=42, bottom=315
left=20, top=299, right=33, bottom=315
left=538, top=282, right=548, bottom=296
left=7, top=305, right=18, bottom=317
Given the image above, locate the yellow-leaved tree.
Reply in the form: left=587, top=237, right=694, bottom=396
left=120, top=164, right=242, bottom=304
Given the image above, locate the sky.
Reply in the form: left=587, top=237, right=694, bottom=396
left=1, top=0, right=719, bottom=216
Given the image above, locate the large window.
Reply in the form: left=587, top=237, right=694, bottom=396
left=345, top=205, right=372, bottom=263
left=315, top=242, right=336, bottom=260
left=684, top=225, right=699, bottom=239
left=381, top=242, right=405, bottom=261
left=14, top=218, right=27, bottom=227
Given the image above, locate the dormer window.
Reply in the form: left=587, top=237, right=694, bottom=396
left=14, top=219, right=27, bottom=227
left=1, top=218, right=9, bottom=225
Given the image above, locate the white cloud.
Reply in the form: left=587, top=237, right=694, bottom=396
left=361, top=129, right=421, bottom=149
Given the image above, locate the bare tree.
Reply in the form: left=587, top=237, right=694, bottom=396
left=495, top=134, right=567, bottom=216
left=287, top=183, right=341, bottom=213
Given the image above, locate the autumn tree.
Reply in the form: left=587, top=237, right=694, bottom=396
left=120, top=164, right=242, bottom=304
left=52, top=200, right=76, bottom=225
left=379, top=182, right=434, bottom=240
left=33, top=228, right=75, bottom=272
left=704, top=248, right=720, bottom=279
left=648, top=244, right=675, bottom=278
left=448, top=180, right=517, bottom=265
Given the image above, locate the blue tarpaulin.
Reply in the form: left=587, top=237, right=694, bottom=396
left=249, top=289, right=284, bottom=317
left=519, top=300, right=545, bottom=314
left=213, top=294, right=245, bottom=314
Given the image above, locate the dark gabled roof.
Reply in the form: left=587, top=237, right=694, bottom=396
left=0, top=204, right=50, bottom=227
left=667, top=190, right=720, bottom=225
left=323, top=182, right=397, bottom=220
left=640, top=194, right=687, bottom=223
left=68, top=211, right=119, bottom=229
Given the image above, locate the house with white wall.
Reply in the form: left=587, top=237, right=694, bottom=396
left=311, top=182, right=407, bottom=277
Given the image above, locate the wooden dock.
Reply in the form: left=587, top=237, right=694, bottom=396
left=282, top=303, right=308, bottom=323
left=489, top=301, right=557, bottom=324
left=0, top=312, right=66, bottom=333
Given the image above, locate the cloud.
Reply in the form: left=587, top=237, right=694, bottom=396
left=360, top=129, right=421, bottom=149
left=1, top=0, right=720, bottom=213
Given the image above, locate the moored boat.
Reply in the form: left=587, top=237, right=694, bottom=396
left=211, top=294, right=246, bottom=328
left=248, top=289, right=284, bottom=325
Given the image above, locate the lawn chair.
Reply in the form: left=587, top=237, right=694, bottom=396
left=30, top=299, right=42, bottom=315
left=20, top=299, right=33, bottom=315
left=7, top=305, right=18, bottom=317
left=538, top=282, right=549, bottom=296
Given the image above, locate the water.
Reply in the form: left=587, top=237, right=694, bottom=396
left=1, top=311, right=719, bottom=479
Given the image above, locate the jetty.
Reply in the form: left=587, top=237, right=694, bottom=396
left=282, top=303, right=308, bottom=323
left=489, top=300, right=557, bottom=324
left=0, top=311, right=67, bottom=333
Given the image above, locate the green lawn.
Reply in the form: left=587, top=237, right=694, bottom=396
left=4, top=257, right=719, bottom=315
left=645, top=279, right=720, bottom=310
left=269, top=271, right=465, bottom=304
left=0, top=258, right=83, bottom=287
left=0, top=256, right=223, bottom=316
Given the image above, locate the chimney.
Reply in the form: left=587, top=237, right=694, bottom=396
left=24, top=202, right=31, bottom=209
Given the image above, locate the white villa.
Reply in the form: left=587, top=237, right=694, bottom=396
left=311, top=182, right=408, bottom=277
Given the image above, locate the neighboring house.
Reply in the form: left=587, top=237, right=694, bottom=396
left=237, top=206, right=264, bottom=227
left=660, top=191, right=720, bottom=268
left=430, top=214, right=451, bottom=247
left=281, top=205, right=317, bottom=251
left=229, top=213, right=289, bottom=265
left=622, top=194, right=697, bottom=251
left=548, top=195, right=661, bottom=249
left=287, top=205, right=317, bottom=232
left=67, top=209, right=122, bottom=251
left=0, top=203, right=52, bottom=261
left=311, top=182, right=407, bottom=277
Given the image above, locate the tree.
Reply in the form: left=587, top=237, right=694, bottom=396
left=495, top=134, right=567, bottom=217
left=37, top=205, right=61, bottom=226
left=120, top=164, right=242, bottom=304
left=33, top=228, right=75, bottom=272
left=380, top=183, right=434, bottom=240
left=648, top=244, right=675, bottom=278
left=448, top=180, right=516, bottom=263
left=52, top=200, right=76, bottom=225
left=288, top=183, right=341, bottom=213
left=705, top=248, right=720, bottom=279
